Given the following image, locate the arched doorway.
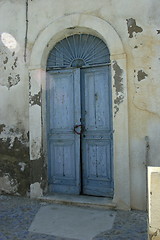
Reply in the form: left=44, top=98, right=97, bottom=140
left=46, top=34, right=113, bottom=197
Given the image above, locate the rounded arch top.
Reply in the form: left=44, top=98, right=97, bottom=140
left=29, top=14, right=125, bottom=70
left=47, top=34, right=110, bottom=69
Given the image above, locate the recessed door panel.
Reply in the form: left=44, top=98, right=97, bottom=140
left=86, top=141, right=111, bottom=179
left=83, top=69, right=110, bottom=129
left=49, top=72, right=74, bottom=130
left=51, top=141, right=75, bottom=178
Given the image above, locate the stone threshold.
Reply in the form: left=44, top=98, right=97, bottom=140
left=38, top=194, right=116, bottom=209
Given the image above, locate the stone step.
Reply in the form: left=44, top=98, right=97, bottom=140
left=38, top=194, right=116, bottom=209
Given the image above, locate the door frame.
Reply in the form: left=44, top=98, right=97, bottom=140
left=29, top=14, right=130, bottom=209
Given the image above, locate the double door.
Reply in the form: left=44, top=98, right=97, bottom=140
left=47, top=65, right=113, bottom=197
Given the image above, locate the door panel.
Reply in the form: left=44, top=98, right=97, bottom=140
left=83, top=70, right=110, bottom=129
left=86, top=141, right=111, bottom=179
left=47, top=69, right=81, bottom=194
left=51, top=141, right=75, bottom=178
left=49, top=71, right=74, bottom=130
left=81, top=66, right=113, bottom=197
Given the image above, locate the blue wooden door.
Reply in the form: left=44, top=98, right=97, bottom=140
left=47, top=68, right=81, bottom=194
left=47, top=66, right=113, bottom=197
left=81, top=66, right=113, bottom=197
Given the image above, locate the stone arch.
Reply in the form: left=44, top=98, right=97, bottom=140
left=30, top=14, right=125, bottom=69
left=29, top=14, right=130, bottom=209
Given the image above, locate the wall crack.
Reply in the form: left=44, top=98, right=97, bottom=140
left=24, top=0, right=29, bottom=62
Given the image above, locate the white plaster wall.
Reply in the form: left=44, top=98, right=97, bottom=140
left=0, top=1, right=29, bottom=133
left=0, top=0, right=160, bottom=210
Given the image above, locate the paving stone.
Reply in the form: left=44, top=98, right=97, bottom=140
left=0, top=195, right=148, bottom=240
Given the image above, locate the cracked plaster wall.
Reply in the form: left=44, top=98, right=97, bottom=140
left=0, top=0, right=160, bottom=210
left=0, top=1, right=30, bottom=196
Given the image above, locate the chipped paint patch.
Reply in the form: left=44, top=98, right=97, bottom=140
left=29, top=73, right=31, bottom=90
left=3, top=56, right=8, bottom=64
left=157, top=30, right=160, bottom=34
left=29, top=91, right=41, bottom=106
left=137, top=70, right=148, bottom=81
left=0, top=124, right=5, bottom=134
left=30, top=182, right=43, bottom=198
left=0, top=125, right=26, bottom=148
left=0, top=126, right=30, bottom=195
left=7, top=73, right=20, bottom=89
left=0, top=173, right=18, bottom=194
left=18, top=162, right=26, bottom=171
left=0, top=48, right=20, bottom=88
left=113, top=61, right=124, bottom=116
left=30, top=156, right=47, bottom=193
left=11, top=57, right=18, bottom=70
left=126, top=18, right=143, bottom=38
left=0, top=72, right=20, bottom=89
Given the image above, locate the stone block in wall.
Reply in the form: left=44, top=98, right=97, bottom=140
left=148, top=167, right=160, bottom=240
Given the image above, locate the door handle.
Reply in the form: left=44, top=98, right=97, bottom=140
left=74, top=124, right=82, bottom=135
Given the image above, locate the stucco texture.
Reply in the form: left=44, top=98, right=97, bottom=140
left=0, top=0, right=160, bottom=210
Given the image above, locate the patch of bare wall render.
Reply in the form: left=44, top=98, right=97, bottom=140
left=0, top=125, right=30, bottom=196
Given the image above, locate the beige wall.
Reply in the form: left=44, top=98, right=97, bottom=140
left=0, top=0, right=160, bottom=210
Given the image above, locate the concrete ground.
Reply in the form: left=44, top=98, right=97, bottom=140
left=0, top=195, right=148, bottom=240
